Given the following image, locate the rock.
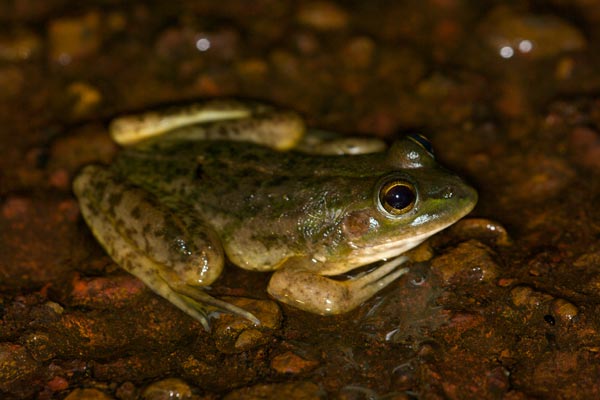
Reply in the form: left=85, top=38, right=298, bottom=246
left=67, top=82, right=102, bottom=117
left=212, top=297, right=281, bottom=354
left=551, top=298, right=578, bottom=322
left=569, top=126, right=600, bottom=170
left=224, top=381, right=324, bottom=400
left=430, top=240, right=500, bottom=285
left=340, top=36, right=375, bottom=70
left=479, top=7, right=586, bottom=60
left=64, top=388, right=113, bottom=400
left=0, top=343, right=40, bottom=395
left=48, top=11, right=102, bottom=64
left=49, top=123, right=117, bottom=175
left=142, top=378, right=192, bottom=400
left=271, top=351, right=319, bottom=374
left=0, top=29, right=41, bottom=61
left=510, top=286, right=553, bottom=309
left=0, top=195, right=82, bottom=290
left=68, top=274, right=146, bottom=309
left=297, top=2, right=349, bottom=31
left=439, top=218, right=512, bottom=248
left=0, top=66, right=25, bottom=98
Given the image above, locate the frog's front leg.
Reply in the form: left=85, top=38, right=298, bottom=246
left=267, top=257, right=409, bottom=315
left=73, top=165, right=259, bottom=330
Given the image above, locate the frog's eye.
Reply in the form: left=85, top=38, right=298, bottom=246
left=378, top=180, right=416, bottom=215
left=407, top=133, right=434, bottom=157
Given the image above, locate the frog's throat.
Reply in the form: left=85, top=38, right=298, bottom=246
left=346, top=223, right=452, bottom=267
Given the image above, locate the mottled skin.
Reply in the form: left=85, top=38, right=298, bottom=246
left=73, top=100, right=477, bottom=330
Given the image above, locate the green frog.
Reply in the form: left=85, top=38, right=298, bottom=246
left=73, top=100, right=477, bottom=330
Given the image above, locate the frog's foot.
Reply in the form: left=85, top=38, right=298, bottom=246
left=110, top=99, right=305, bottom=151
left=170, top=283, right=261, bottom=328
left=297, top=129, right=388, bottom=155
left=267, top=256, right=409, bottom=315
left=73, top=165, right=259, bottom=330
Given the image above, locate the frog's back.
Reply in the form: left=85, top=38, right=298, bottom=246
left=114, top=139, right=387, bottom=198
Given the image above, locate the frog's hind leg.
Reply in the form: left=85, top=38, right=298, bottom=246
left=110, top=99, right=305, bottom=151
left=73, top=165, right=259, bottom=330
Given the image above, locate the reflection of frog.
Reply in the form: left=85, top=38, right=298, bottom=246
left=73, top=100, right=477, bottom=330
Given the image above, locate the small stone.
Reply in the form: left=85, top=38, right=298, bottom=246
left=0, top=66, right=24, bottom=98
left=569, top=126, right=600, bottom=170
left=48, top=11, right=102, bottom=64
left=142, top=378, right=192, bottom=400
left=212, top=297, right=281, bottom=354
left=64, top=388, right=113, bottom=400
left=115, top=381, right=138, bottom=400
left=68, top=274, right=146, bottom=309
left=49, top=124, right=117, bottom=174
left=510, top=286, right=552, bottom=308
left=67, top=82, right=102, bottom=117
left=430, top=240, right=500, bottom=285
left=297, top=2, right=349, bottom=31
left=551, top=298, right=578, bottom=322
left=445, top=218, right=512, bottom=247
left=46, top=375, right=69, bottom=392
left=23, top=332, right=56, bottom=362
left=0, top=29, right=41, bottom=61
left=479, top=7, right=586, bottom=60
left=340, top=36, right=375, bottom=70
left=0, top=343, right=40, bottom=392
left=236, top=58, right=269, bottom=80
left=224, top=381, right=324, bottom=400
left=507, top=155, right=575, bottom=202
left=271, top=351, right=319, bottom=374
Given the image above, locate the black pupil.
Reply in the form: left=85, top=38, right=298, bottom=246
left=385, top=184, right=415, bottom=210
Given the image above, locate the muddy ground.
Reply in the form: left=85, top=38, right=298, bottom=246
left=2, top=1, right=600, bottom=399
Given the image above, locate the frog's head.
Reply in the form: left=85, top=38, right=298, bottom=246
left=324, top=134, right=478, bottom=269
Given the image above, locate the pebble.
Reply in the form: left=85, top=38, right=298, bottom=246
left=46, top=375, right=69, bottom=392
left=569, top=126, right=600, bottom=170
left=479, top=7, right=586, bottom=60
left=48, top=11, right=102, bottom=64
left=551, top=298, right=578, bottom=322
left=444, top=218, right=512, bottom=248
left=224, top=381, right=323, bottom=400
left=0, top=343, right=39, bottom=392
left=506, top=154, right=575, bottom=202
left=23, top=332, right=56, bottom=362
left=67, top=82, right=102, bottom=117
left=211, top=297, right=281, bottom=354
left=115, top=382, right=138, bottom=400
left=64, top=388, right=113, bottom=400
left=0, top=66, right=25, bottom=98
left=510, top=286, right=552, bottom=308
left=0, top=29, right=42, bottom=61
left=297, top=1, right=349, bottom=30
left=271, top=351, right=319, bottom=374
left=340, top=36, right=375, bottom=70
left=142, top=378, right=192, bottom=400
left=68, top=274, right=146, bottom=309
left=430, top=240, right=500, bottom=285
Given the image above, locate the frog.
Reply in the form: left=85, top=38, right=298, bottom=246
left=73, top=99, right=478, bottom=330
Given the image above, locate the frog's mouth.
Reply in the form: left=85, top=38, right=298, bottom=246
left=343, top=222, right=451, bottom=269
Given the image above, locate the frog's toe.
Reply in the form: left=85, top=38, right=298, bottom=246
left=172, top=284, right=261, bottom=328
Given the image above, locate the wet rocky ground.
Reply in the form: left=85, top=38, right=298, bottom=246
left=2, top=1, right=600, bottom=399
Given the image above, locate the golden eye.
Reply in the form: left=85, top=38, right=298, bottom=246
left=379, top=180, right=416, bottom=215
